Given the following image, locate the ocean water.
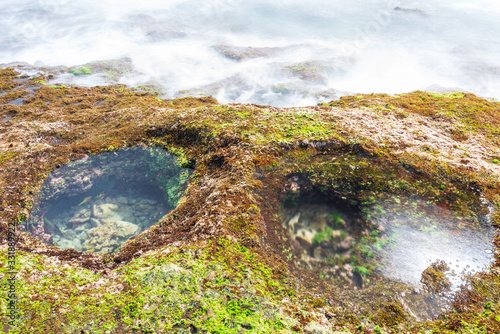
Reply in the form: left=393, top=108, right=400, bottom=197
left=1, top=0, right=499, bottom=106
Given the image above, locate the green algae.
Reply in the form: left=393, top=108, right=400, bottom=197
left=53, top=58, right=134, bottom=82
left=312, top=227, right=336, bottom=246
left=70, top=66, right=92, bottom=76
left=0, top=239, right=301, bottom=333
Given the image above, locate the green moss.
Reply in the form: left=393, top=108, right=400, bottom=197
left=372, top=302, right=407, bottom=328
left=330, top=213, right=345, bottom=228
left=312, top=227, right=334, bottom=246
left=0, top=152, right=16, bottom=165
left=428, top=92, right=464, bottom=99
left=167, top=146, right=194, bottom=168
left=70, top=66, right=92, bottom=76
left=49, top=84, right=66, bottom=89
left=352, top=265, right=371, bottom=276
left=309, top=297, right=326, bottom=308
left=68, top=58, right=134, bottom=81
left=0, top=239, right=300, bottom=333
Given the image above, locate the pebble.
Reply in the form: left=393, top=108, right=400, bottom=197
left=68, top=217, right=89, bottom=224
left=74, top=223, right=90, bottom=232
left=90, top=218, right=102, bottom=227
left=339, top=237, right=354, bottom=251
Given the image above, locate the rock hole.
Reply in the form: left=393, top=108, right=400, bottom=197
left=25, top=146, right=192, bottom=254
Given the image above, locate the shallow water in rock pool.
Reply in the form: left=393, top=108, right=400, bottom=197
left=370, top=197, right=495, bottom=288
left=25, top=146, right=191, bottom=254
left=283, top=197, right=495, bottom=320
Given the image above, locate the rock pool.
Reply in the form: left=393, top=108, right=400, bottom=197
left=25, top=146, right=192, bottom=254
left=282, top=193, right=495, bottom=320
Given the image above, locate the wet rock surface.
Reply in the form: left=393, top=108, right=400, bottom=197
left=279, top=188, right=496, bottom=320
left=421, top=260, right=452, bottom=293
left=1, top=68, right=499, bottom=333
left=212, top=45, right=281, bottom=61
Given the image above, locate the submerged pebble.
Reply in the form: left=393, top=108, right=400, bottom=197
left=282, top=203, right=355, bottom=266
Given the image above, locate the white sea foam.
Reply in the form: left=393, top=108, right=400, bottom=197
left=1, top=0, right=500, bottom=106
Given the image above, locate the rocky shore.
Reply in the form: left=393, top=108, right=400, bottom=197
left=1, top=67, right=499, bottom=333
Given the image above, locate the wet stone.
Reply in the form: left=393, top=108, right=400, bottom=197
left=421, top=260, right=451, bottom=293
left=283, top=203, right=355, bottom=262
left=338, top=236, right=354, bottom=251
left=82, top=220, right=140, bottom=253
left=4, top=97, right=24, bottom=105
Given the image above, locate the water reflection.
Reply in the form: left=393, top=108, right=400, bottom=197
left=283, top=194, right=495, bottom=320
left=370, top=197, right=495, bottom=289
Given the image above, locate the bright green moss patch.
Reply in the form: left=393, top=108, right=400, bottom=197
left=49, top=84, right=66, bottom=89
left=312, top=227, right=334, bottom=246
left=70, top=66, right=92, bottom=76
left=0, top=152, right=16, bottom=165
left=1, top=239, right=303, bottom=333
left=428, top=92, right=464, bottom=99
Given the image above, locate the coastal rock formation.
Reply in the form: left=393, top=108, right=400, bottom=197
left=1, top=68, right=499, bottom=333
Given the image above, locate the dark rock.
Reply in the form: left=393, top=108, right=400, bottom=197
left=352, top=271, right=363, bottom=289
left=421, top=260, right=451, bottom=293
left=296, top=236, right=313, bottom=254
